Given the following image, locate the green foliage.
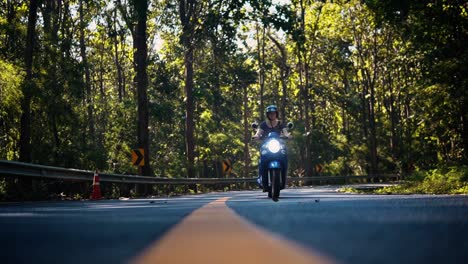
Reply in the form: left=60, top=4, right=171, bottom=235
left=0, top=59, right=23, bottom=160
left=377, top=166, right=468, bottom=194
left=0, top=178, right=5, bottom=200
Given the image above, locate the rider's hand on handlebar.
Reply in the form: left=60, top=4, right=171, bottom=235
left=280, top=132, right=292, bottom=139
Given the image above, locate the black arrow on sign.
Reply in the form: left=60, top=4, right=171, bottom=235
left=223, top=160, right=231, bottom=174
left=133, top=149, right=144, bottom=166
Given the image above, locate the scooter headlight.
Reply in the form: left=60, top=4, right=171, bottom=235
left=266, top=139, right=281, bottom=153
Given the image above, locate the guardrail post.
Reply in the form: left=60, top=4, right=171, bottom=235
left=135, top=183, right=143, bottom=197
left=154, top=184, right=159, bottom=196
left=18, top=177, right=33, bottom=200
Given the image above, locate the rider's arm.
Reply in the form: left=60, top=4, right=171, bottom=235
left=281, top=128, right=292, bottom=139
left=252, top=128, right=264, bottom=140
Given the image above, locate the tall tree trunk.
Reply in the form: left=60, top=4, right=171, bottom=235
left=113, top=7, right=124, bottom=102
left=387, top=71, right=400, bottom=164
left=296, top=0, right=322, bottom=176
left=41, top=0, right=62, bottom=161
left=19, top=0, right=38, bottom=162
left=293, top=0, right=307, bottom=176
left=179, top=0, right=196, bottom=178
left=361, top=66, right=377, bottom=176
left=134, top=0, right=151, bottom=176
left=403, top=93, right=412, bottom=172
left=299, top=0, right=314, bottom=177
left=256, top=23, right=266, bottom=121
left=352, top=8, right=378, bottom=176
left=79, top=0, right=94, bottom=144
left=368, top=76, right=378, bottom=175
left=385, top=31, right=400, bottom=163
left=360, top=80, right=368, bottom=139
left=18, top=0, right=38, bottom=200
left=342, top=72, right=350, bottom=139
left=5, top=0, right=19, bottom=58
left=462, top=97, right=468, bottom=162
left=368, top=28, right=379, bottom=176
left=242, top=83, right=250, bottom=178
left=268, top=34, right=289, bottom=119
left=116, top=0, right=150, bottom=179
left=210, top=35, right=222, bottom=124
left=184, top=46, right=195, bottom=178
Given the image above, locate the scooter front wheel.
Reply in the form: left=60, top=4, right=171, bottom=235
left=268, top=169, right=281, bottom=201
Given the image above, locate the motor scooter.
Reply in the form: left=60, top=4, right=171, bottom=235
left=252, top=122, right=293, bottom=201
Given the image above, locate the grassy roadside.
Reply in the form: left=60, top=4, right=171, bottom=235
left=339, top=166, right=468, bottom=195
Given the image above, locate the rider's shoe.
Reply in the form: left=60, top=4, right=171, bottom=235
left=256, top=176, right=263, bottom=188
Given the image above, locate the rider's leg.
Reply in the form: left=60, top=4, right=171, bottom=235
left=258, top=157, right=270, bottom=191
left=281, top=159, right=288, bottom=189
left=257, top=156, right=263, bottom=188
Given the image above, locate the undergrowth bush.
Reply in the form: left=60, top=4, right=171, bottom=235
left=376, top=166, right=468, bottom=194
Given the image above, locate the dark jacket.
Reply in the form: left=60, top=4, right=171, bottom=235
left=259, top=120, right=285, bottom=137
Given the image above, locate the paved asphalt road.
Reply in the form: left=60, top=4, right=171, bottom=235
left=1, top=186, right=467, bottom=264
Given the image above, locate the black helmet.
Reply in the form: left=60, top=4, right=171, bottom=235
left=265, top=105, right=278, bottom=120
left=266, top=105, right=278, bottom=113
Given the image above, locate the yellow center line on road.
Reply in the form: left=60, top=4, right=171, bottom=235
left=131, top=197, right=335, bottom=264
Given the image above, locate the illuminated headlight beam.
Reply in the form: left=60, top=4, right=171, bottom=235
left=266, top=139, right=281, bottom=153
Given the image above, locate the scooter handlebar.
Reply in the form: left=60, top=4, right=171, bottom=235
left=252, top=136, right=291, bottom=140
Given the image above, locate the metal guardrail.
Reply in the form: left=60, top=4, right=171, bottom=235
left=0, top=160, right=401, bottom=185
left=0, top=160, right=257, bottom=185
left=297, top=174, right=402, bottom=182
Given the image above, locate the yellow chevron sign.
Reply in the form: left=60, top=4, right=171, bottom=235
left=222, top=159, right=232, bottom=175
left=131, top=148, right=145, bottom=166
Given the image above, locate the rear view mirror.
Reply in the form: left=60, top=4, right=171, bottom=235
left=287, top=122, right=294, bottom=129
left=251, top=122, right=258, bottom=129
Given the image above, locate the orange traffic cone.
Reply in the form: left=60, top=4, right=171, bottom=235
left=91, top=170, right=102, bottom=200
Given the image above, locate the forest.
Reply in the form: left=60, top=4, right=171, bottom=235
left=1, top=0, right=467, bottom=182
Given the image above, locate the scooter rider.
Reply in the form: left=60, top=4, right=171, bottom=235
left=253, top=105, right=291, bottom=139
left=253, top=105, right=291, bottom=189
